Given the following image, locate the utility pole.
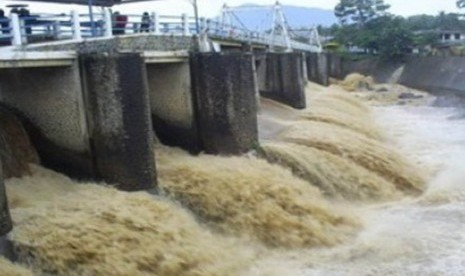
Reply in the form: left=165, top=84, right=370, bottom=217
left=194, top=0, right=200, bottom=34
left=88, top=0, right=96, bottom=37
left=188, top=0, right=200, bottom=34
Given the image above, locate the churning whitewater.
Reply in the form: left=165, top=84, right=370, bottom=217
left=2, top=75, right=464, bottom=275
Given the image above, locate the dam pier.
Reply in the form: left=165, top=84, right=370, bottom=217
left=0, top=6, right=336, bottom=260
left=0, top=23, right=331, bottom=192
left=3, top=1, right=465, bottom=274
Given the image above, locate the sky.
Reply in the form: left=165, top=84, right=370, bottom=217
left=0, top=0, right=461, bottom=18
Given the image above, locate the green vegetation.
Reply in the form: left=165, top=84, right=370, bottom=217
left=458, top=0, right=465, bottom=9
left=334, top=0, right=390, bottom=26
left=325, top=0, right=465, bottom=60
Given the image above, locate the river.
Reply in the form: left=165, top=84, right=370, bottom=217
left=249, top=85, right=465, bottom=276
left=2, top=80, right=465, bottom=276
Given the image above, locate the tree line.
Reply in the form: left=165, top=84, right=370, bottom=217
left=324, top=0, right=465, bottom=60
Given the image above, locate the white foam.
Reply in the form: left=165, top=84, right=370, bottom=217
left=251, top=101, right=465, bottom=275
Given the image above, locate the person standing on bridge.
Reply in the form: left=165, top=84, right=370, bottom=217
left=140, top=12, right=150, bottom=33
left=112, top=11, right=128, bottom=35
left=18, top=8, right=32, bottom=35
left=0, top=10, right=8, bottom=35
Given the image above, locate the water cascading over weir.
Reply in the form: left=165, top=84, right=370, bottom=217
left=0, top=1, right=360, bottom=272
left=0, top=0, right=329, bottom=190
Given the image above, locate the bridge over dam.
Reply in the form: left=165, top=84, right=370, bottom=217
left=0, top=5, right=341, bottom=250
left=3, top=3, right=465, bottom=272
left=0, top=26, right=338, bottom=194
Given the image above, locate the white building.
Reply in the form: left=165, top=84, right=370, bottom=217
left=439, top=30, right=465, bottom=42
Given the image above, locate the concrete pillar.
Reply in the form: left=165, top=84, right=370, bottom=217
left=0, top=235, right=14, bottom=261
left=306, top=53, right=316, bottom=83
left=104, top=9, right=113, bottom=38
left=241, top=42, right=253, bottom=52
left=182, top=13, right=189, bottom=36
left=52, top=21, right=62, bottom=40
left=302, top=53, right=308, bottom=82
left=317, top=53, right=329, bottom=86
left=71, top=10, right=82, bottom=40
left=80, top=53, right=157, bottom=191
left=258, top=52, right=306, bottom=109
left=151, top=12, right=160, bottom=35
left=10, top=13, right=22, bottom=46
left=327, top=53, right=343, bottom=79
left=190, top=52, right=258, bottom=155
left=0, top=160, right=13, bottom=260
left=0, top=174, right=11, bottom=237
left=307, top=52, right=329, bottom=86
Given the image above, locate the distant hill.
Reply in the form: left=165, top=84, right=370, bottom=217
left=219, top=4, right=338, bottom=30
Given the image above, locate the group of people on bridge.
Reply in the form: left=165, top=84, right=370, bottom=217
left=111, top=11, right=151, bottom=35
left=0, top=7, right=36, bottom=36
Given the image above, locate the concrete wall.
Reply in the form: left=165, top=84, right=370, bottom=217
left=146, top=62, right=199, bottom=151
left=0, top=53, right=158, bottom=191
left=306, top=53, right=329, bottom=86
left=259, top=52, right=307, bottom=109
left=342, top=58, right=404, bottom=83
left=327, top=54, right=343, bottom=79
left=81, top=53, right=157, bottom=191
left=0, top=63, right=88, bottom=152
left=27, top=36, right=197, bottom=53
left=341, top=56, right=465, bottom=96
left=0, top=182, right=13, bottom=258
left=398, top=56, right=465, bottom=96
left=0, top=62, right=92, bottom=177
left=190, top=52, right=258, bottom=155
left=0, top=167, right=11, bottom=237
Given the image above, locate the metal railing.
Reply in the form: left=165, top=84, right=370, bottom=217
left=203, top=19, right=321, bottom=52
left=2, top=10, right=321, bottom=52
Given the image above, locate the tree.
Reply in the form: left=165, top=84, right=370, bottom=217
left=406, top=12, right=465, bottom=32
left=376, top=16, right=413, bottom=60
left=435, top=11, right=463, bottom=29
left=329, top=14, right=413, bottom=59
left=334, top=0, right=390, bottom=26
left=406, top=14, right=437, bottom=31
left=457, top=0, right=465, bottom=9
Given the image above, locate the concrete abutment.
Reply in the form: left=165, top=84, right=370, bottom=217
left=0, top=176, right=13, bottom=260
left=258, top=52, right=307, bottom=109
left=80, top=53, right=157, bottom=191
left=190, top=52, right=259, bottom=155
left=0, top=164, right=11, bottom=238
left=327, top=54, right=344, bottom=80
left=306, top=52, right=329, bottom=86
left=0, top=45, right=327, bottom=194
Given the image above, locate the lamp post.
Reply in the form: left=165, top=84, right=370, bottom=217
left=186, top=0, right=200, bottom=34
left=193, top=0, right=199, bottom=34
left=88, top=0, right=96, bottom=37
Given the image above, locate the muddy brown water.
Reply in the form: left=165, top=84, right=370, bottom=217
left=2, top=82, right=463, bottom=276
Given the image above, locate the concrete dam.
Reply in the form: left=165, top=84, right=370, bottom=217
left=0, top=32, right=465, bottom=275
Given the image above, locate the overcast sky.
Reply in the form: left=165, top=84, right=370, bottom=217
left=1, top=0, right=461, bottom=18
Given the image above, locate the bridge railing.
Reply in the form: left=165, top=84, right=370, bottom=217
left=204, top=19, right=321, bottom=52
left=4, top=11, right=197, bottom=46
left=3, top=10, right=320, bottom=52
left=0, top=18, right=13, bottom=46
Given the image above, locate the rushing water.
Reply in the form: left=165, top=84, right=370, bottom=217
left=2, top=82, right=465, bottom=275
left=249, top=92, right=465, bottom=276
